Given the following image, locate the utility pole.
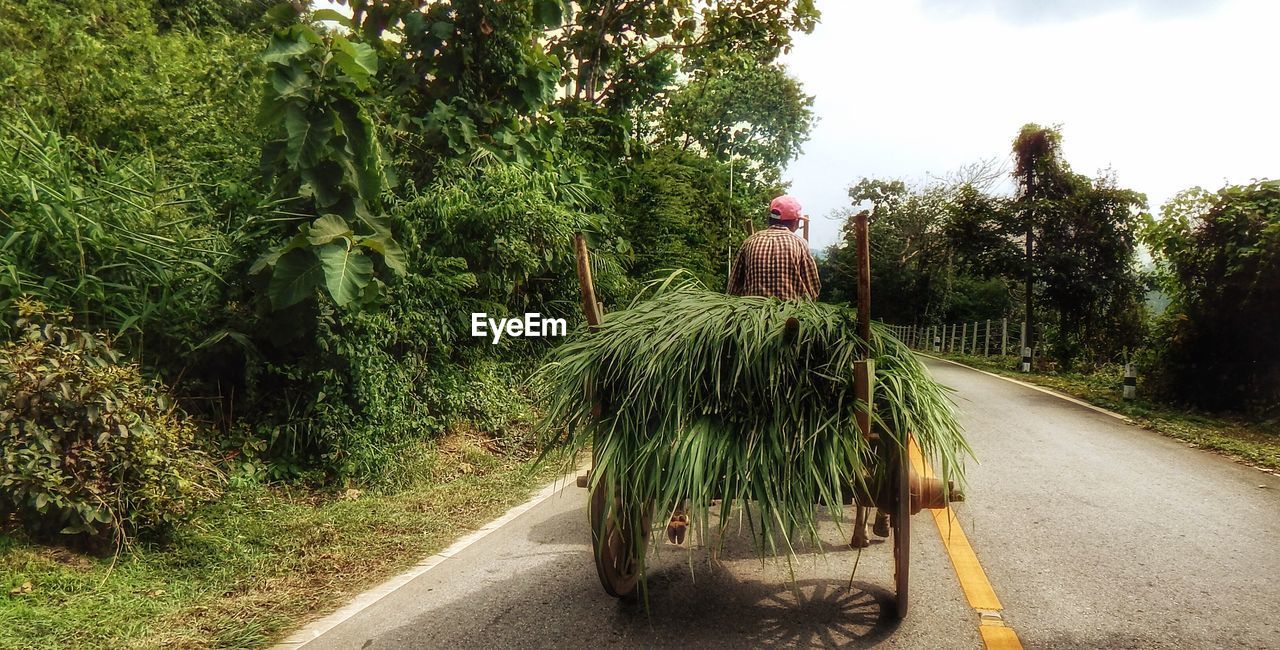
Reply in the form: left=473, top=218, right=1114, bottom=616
left=1023, top=164, right=1035, bottom=372
left=727, top=153, right=734, bottom=286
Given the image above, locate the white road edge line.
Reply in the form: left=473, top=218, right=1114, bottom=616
left=918, top=353, right=1132, bottom=423
left=272, top=461, right=587, bottom=649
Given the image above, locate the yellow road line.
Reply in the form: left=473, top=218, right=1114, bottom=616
left=979, top=622, right=1024, bottom=649
left=909, top=438, right=1023, bottom=650
left=930, top=506, right=1003, bottom=611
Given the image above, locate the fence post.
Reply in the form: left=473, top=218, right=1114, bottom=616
left=971, top=321, right=977, bottom=354
left=1124, top=363, right=1137, bottom=400
left=1001, top=318, right=1008, bottom=356
left=1020, top=322, right=1031, bottom=371
left=932, top=326, right=941, bottom=352
left=984, top=319, right=991, bottom=356
left=960, top=322, right=967, bottom=354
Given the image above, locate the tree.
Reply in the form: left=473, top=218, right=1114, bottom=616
left=1141, top=180, right=1280, bottom=412
left=615, top=146, right=749, bottom=288
left=823, top=175, right=1021, bottom=326
left=823, top=178, right=953, bottom=323
left=549, top=0, right=819, bottom=108
left=659, top=52, right=815, bottom=191
left=252, top=23, right=406, bottom=311
left=941, top=183, right=1019, bottom=279
left=1011, top=124, right=1146, bottom=369
left=1036, top=171, right=1147, bottom=369
left=1011, top=123, right=1069, bottom=364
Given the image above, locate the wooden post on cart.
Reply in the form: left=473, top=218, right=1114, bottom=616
left=851, top=211, right=912, bottom=618
left=574, top=234, right=603, bottom=329
left=572, top=234, right=604, bottom=435
left=574, top=233, right=648, bottom=599
left=852, top=211, right=875, bottom=550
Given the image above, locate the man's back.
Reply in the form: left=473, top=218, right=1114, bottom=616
left=727, top=225, right=821, bottom=300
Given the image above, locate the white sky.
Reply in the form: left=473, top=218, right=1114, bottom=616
left=780, top=0, right=1280, bottom=248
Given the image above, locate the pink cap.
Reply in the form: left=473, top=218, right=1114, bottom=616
left=769, top=195, right=803, bottom=221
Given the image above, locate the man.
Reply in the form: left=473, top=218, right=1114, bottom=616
left=728, top=194, right=888, bottom=547
left=668, top=195, right=825, bottom=547
left=728, top=194, right=820, bottom=300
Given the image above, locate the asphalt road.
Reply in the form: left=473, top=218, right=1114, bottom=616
left=298, top=358, right=1280, bottom=649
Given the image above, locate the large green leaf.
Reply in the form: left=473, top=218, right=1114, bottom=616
left=333, top=36, right=378, bottom=83
left=249, top=248, right=284, bottom=275
left=312, top=8, right=353, bottom=28
left=362, top=231, right=407, bottom=276
left=285, top=104, right=333, bottom=169
left=534, top=0, right=565, bottom=27
left=262, top=33, right=313, bottom=65
left=268, top=248, right=325, bottom=310
left=250, top=231, right=310, bottom=274
left=300, top=160, right=346, bottom=210
left=307, top=214, right=353, bottom=246
left=270, top=64, right=311, bottom=100
left=335, top=100, right=382, bottom=201
left=317, top=242, right=373, bottom=306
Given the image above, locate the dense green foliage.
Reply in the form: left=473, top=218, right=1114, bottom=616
left=1, top=300, right=218, bottom=544
left=824, top=126, right=1147, bottom=372
left=0, top=118, right=231, bottom=355
left=537, top=282, right=967, bottom=562
left=822, top=176, right=1018, bottom=326
left=1141, top=181, right=1280, bottom=413
left=823, top=124, right=1274, bottom=414
left=0, top=0, right=819, bottom=542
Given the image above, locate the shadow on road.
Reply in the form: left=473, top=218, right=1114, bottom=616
left=367, top=543, right=900, bottom=649
left=358, top=504, right=904, bottom=648
left=618, top=567, right=900, bottom=648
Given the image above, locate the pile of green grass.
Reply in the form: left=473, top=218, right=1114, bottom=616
left=537, top=282, right=970, bottom=561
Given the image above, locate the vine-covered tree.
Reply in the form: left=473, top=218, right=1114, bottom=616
left=1012, top=123, right=1068, bottom=362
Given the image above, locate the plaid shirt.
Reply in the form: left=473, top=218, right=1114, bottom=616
left=728, top=225, right=821, bottom=300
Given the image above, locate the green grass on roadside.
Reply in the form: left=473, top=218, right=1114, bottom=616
left=928, top=352, right=1280, bottom=472
left=0, top=432, right=571, bottom=650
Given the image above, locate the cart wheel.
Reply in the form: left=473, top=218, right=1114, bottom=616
left=893, top=436, right=911, bottom=619
left=589, top=480, right=650, bottom=598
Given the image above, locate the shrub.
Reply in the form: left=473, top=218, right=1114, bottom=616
left=0, top=299, right=219, bottom=544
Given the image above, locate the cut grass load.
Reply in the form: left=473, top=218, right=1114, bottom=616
left=537, top=282, right=971, bottom=567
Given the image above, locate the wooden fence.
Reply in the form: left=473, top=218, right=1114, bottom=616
left=884, top=318, right=1013, bottom=357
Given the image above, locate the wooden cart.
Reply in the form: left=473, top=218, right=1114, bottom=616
left=570, top=214, right=956, bottom=619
